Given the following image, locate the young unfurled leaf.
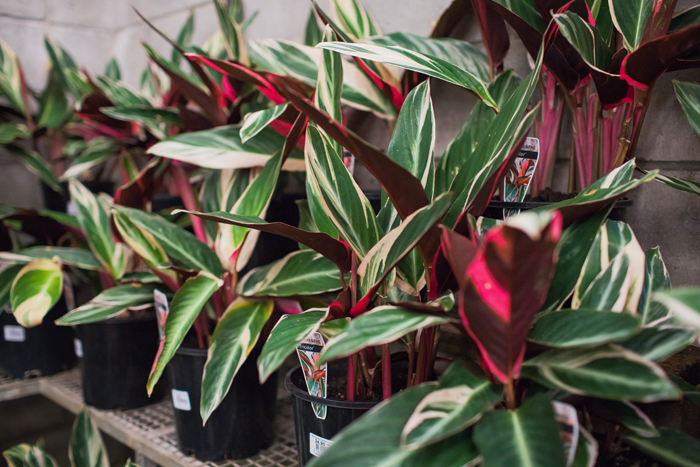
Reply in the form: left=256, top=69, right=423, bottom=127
left=304, top=9, right=324, bottom=46
left=402, top=363, right=502, bottom=449
left=653, top=288, right=700, bottom=338
left=622, top=428, right=700, bottom=467
left=529, top=309, right=640, bottom=348
left=317, top=306, right=452, bottom=366
left=240, top=104, right=288, bottom=143
left=147, top=272, right=223, bottom=395
left=239, top=250, right=345, bottom=297
left=201, top=298, right=273, bottom=423
left=69, top=410, right=110, bottom=467
left=56, top=284, right=160, bottom=325
left=448, top=211, right=562, bottom=383
left=317, top=41, right=497, bottom=110
left=257, top=309, right=328, bottom=383
left=0, top=247, right=102, bottom=271
left=522, top=344, right=682, bottom=402
left=69, top=180, right=127, bottom=280
left=330, top=0, right=381, bottom=40
left=173, top=11, right=195, bottom=64
left=10, top=259, right=63, bottom=328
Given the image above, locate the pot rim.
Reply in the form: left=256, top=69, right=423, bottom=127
left=285, top=365, right=378, bottom=410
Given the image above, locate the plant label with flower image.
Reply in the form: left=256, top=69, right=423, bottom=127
left=503, top=137, right=540, bottom=218
left=296, top=331, right=328, bottom=420
left=154, top=289, right=169, bottom=339
left=553, top=401, right=579, bottom=467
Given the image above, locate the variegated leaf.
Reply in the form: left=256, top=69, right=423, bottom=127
left=317, top=306, right=452, bottom=366
left=609, top=0, right=653, bottom=52
left=0, top=247, right=102, bottom=271
left=0, top=123, right=30, bottom=144
left=240, top=104, right=288, bottom=143
left=10, top=258, right=63, bottom=328
left=305, top=9, right=323, bottom=46
left=4, top=444, right=60, bottom=467
left=529, top=309, right=640, bottom=348
left=305, top=125, right=382, bottom=259
left=0, top=264, right=23, bottom=309
left=638, top=247, right=672, bottom=326
left=522, top=344, right=682, bottom=402
left=69, top=409, right=110, bottom=467
left=619, top=326, right=695, bottom=362
left=331, top=0, right=381, bottom=40
left=115, top=206, right=224, bottom=277
left=56, top=284, right=159, bottom=325
left=239, top=250, right=344, bottom=297
left=147, top=272, right=223, bottom=394
left=201, top=298, right=274, bottom=423
left=652, top=288, right=700, bottom=338
left=147, top=125, right=305, bottom=171
left=61, top=139, right=121, bottom=181
left=257, top=308, right=328, bottom=383
left=654, top=172, right=700, bottom=197
left=69, top=180, right=127, bottom=280
left=200, top=169, right=252, bottom=242
left=602, top=400, right=660, bottom=438
left=553, top=12, right=613, bottom=72
left=249, top=39, right=395, bottom=119
left=401, top=364, right=502, bottom=449
left=214, top=0, right=248, bottom=65
left=0, top=38, right=26, bottom=114
left=9, top=146, right=63, bottom=194
left=622, top=428, right=700, bottom=467
left=359, top=193, right=451, bottom=299
left=317, top=41, right=497, bottom=110
left=216, top=151, right=282, bottom=271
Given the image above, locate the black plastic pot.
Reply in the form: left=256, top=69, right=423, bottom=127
left=168, top=346, right=277, bottom=461
left=483, top=198, right=633, bottom=221
left=0, top=299, right=75, bottom=379
left=76, top=313, right=165, bottom=410
left=286, top=365, right=378, bottom=466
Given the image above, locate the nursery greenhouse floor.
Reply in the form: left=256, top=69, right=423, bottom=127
left=0, top=370, right=298, bottom=467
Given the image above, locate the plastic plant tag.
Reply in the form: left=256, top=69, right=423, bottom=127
left=171, top=389, right=192, bottom=411
left=310, top=432, right=334, bottom=457
left=74, top=338, right=83, bottom=358
left=552, top=401, right=580, bottom=467
left=296, top=331, right=328, bottom=420
left=154, top=289, right=170, bottom=339
left=503, top=137, right=540, bottom=218
left=3, top=325, right=26, bottom=342
left=343, top=150, right=355, bottom=176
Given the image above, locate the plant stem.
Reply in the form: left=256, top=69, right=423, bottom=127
left=171, top=165, right=207, bottom=243
left=506, top=377, right=516, bottom=410
left=382, top=344, right=392, bottom=400
left=407, top=331, right=416, bottom=387
left=347, top=354, right=355, bottom=402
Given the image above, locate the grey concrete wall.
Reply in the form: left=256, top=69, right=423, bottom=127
left=0, top=0, right=699, bottom=285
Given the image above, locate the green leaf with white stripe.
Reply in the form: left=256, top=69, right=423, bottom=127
left=95, top=75, right=150, bottom=107
left=401, top=364, right=502, bottom=449
left=249, top=39, right=394, bottom=119
left=0, top=264, right=23, bottom=309
left=216, top=151, right=283, bottom=271
left=0, top=39, right=26, bottom=114
left=572, top=427, right=599, bottom=467
left=173, top=10, right=194, bottom=64
left=113, top=211, right=171, bottom=275
left=214, top=0, right=248, bottom=65
left=115, top=206, right=224, bottom=277
left=638, top=247, right=672, bottom=325
left=602, top=401, right=659, bottom=437
left=0, top=247, right=102, bottom=271
left=101, top=106, right=179, bottom=138
left=521, top=344, right=682, bottom=402
left=318, top=306, right=452, bottom=365
left=317, top=41, right=497, bottom=110
left=3, top=444, right=32, bottom=467
left=0, top=123, right=30, bottom=144
left=553, top=12, right=613, bottom=71
left=4, top=444, right=60, bottom=467
left=10, top=259, right=63, bottom=328
left=443, top=44, right=545, bottom=226
left=654, top=172, right=700, bottom=197
left=305, top=125, right=382, bottom=258
left=57, top=284, right=159, bottom=325
left=240, top=104, right=288, bottom=143
left=9, top=146, right=63, bottom=194
left=257, top=308, right=328, bottom=383
left=331, top=0, right=380, bottom=40
left=37, top=70, right=69, bottom=129
left=652, top=288, right=700, bottom=338
left=147, top=125, right=305, bottom=171
left=675, top=80, right=700, bottom=139
left=239, top=250, right=344, bottom=297
left=69, top=410, right=109, bottom=467
left=436, top=70, right=518, bottom=194
left=622, top=428, right=700, bottom=467
left=201, top=298, right=273, bottom=423
left=368, top=33, right=490, bottom=82
left=609, top=0, right=653, bottom=52
left=200, top=169, right=252, bottom=242
left=360, top=193, right=450, bottom=297
left=529, top=309, right=640, bottom=348
left=305, top=9, right=323, bottom=46
left=306, top=382, right=480, bottom=467
left=69, top=180, right=127, bottom=280
left=578, top=248, right=645, bottom=314
left=62, top=139, right=120, bottom=181
left=619, top=327, right=694, bottom=361
left=473, top=394, right=567, bottom=467
left=147, top=272, right=222, bottom=394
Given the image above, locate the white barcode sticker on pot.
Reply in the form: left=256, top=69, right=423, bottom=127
left=309, top=433, right=333, bottom=457
left=74, top=338, right=83, bottom=358
left=3, top=325, right=26, bottom=342
left=171, top=389, right=191, bottom=411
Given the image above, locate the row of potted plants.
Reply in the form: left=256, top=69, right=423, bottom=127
left=2, top=0, right=700, bottom=466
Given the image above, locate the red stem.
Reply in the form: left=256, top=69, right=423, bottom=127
left=171, top=165, right=207, bottom=243
left=99, top=271, right=114, bottom=290
left=347, top=355, right=355, bottom=402
left=382, top=344, right=392, bottom=400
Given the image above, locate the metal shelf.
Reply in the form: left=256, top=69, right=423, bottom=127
left=0, top=370, right=299, bottom=467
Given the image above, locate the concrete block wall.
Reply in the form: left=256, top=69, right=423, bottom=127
left=0, top=0, right=699, bottom=284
